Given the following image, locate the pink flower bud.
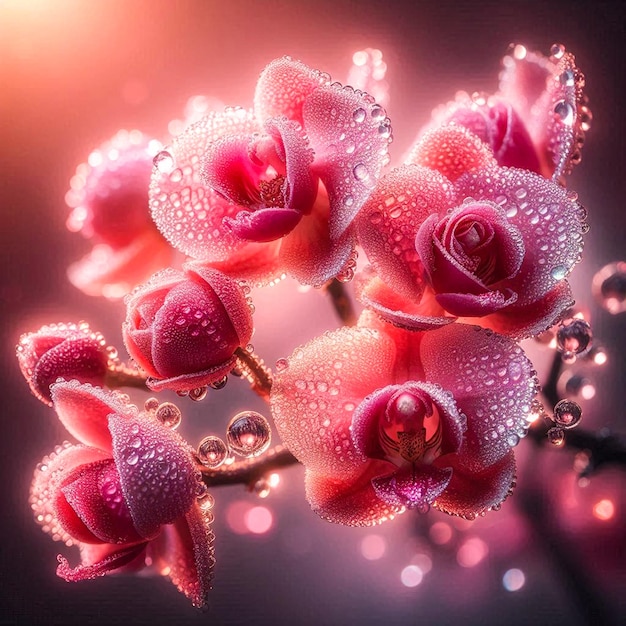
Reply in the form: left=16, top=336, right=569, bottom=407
left=122, top=263, right=253, bottom=392
left=16, top=322, right=110, bottom=406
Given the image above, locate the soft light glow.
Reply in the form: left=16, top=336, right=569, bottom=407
left=244, top=506, right=273, bottom=534
left=502, top=568, right=525, bottom=591
left=593, top=348, right=608, bottom=365
left=429, top=521, right=453, bottom=545
left=593, top=499, right=615, bottom=521
left=456, top=537, right=488, bottom=568
left=400, top=565, right=423, bottom=587
left=581, top=382, right=596, bottom=400
left=360, top=534, right=387, bottom=560
left=267, top=473, right=280, bottom=488
left=225, top=500, right=253, bottom=535
left=412, top=553, right=433, bottom=574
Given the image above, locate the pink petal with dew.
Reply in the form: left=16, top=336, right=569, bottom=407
left=146, top=356, right=237, bottom=393
left=303, top=85, right=392, bottom=239
left=406, top=124, right=496, bottom=181
left=278, top=186, right=355, bottom=286
left=150, top=109, right=260, bottom=261
left=454, top=165, right=586, bottom=306
left=305, top=462, right=403, bottom=526
left=436, top=289, right=518, bottom=317
left=79, top=541, right=149, bottom=574
left=157, top=502, right=216, bottom=608
left=61, top=459, right=143, bottom=544
left=109, top=413, right=198, bottom=538
left=30, top=443, right=111, bottom=546
left=271, top=326, right=396, bottom=475
left=253, top=56, right=330, bottom=125
left=50, top=380, right=137, bottom=451
left=420, top=325, right=537, bottom=470
left=356, top=164, right=454, bottom=301
left=224, top=207, right=303, bottom=242
left=433, top=450, right=516, bottom=518
left=57, top=542, right=148, bottom=582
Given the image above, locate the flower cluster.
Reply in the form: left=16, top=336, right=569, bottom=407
left=17, top=44, right=591, bottom=605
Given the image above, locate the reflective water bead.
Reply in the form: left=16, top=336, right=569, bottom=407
left=197, top=436, right=228, bottom=468
left=226, top=411, right=271, bottom=458
left=153, top=150, right=175, bottom=173
left=547, top=426, right=565, bottom=446
left=592, top=261, right=626, bottom=314
left=550, top=43, right=565, bottom=59
left=210, top=376, right=228, bottom=390
left=253, top=478, right=271, bottom=498
left=552, top=399, right=582, bottom=429
left=189, top=386, right=208, bottom=401
left=275, top=358, right=289, bottom=372
left=197, top=491, right=215, bottom=510
left=155, top=402, right=182, bottom=429
left=554, top=100, right=574, bottom=126
left=144, top=397, right=160, bottom=412
left=556, top=318, right=592, bottom=361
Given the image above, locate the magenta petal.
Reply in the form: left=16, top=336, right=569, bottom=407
left=436, top=288, right=517, bottom=317
left=303, top=85, right=392, bottom=239
left=56, top=542, right=148, bottom=582
left=371, top=464, right=452, bottom=509
left=109, top=413, right=198, bottom=538
left=50, top=380, right=137, bottom=451
left=224, top=207, right=302, bottom=242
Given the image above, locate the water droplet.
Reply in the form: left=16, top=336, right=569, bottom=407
left=125, top=450, right=139, bottom=465
left=189, top=386, right=208, bottom=401
left=592, top=261, right=626, bottom=314
left=550, top=43, right=565, bottom=59
left=353, top=108, right=366, bottom=122
left=507, top=432, right=520, bottom=447
left=552, top=399, right=582, bottom=429
left=554, top=100, right=574, bottom=126
left=226, top=411, right=271, bottom=458
left=153, top=150, right=175, bottom=173
left=197, top=491, right=215, bottom=510
left=556, top=318, right=592, bottom=360
left=353, top=163, right=369, bottom=181
left=275, top=358, right=288, bottom=372
left=155, top=402, right=182, bottom=429
left=144, top=397, right=159, bottom=412
left=547, top=426, right=565, bottom=446
left=210, top=376, right=228, bottom=390
left=197, top=436, right=228, bottom=468
left=559, top=69, right=575, bottom=87
left=551, top=265, right=567, bottom=280
left=253, top=478, right=271, bottom=498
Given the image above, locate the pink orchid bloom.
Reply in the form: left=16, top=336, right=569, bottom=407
left=150, top=57, right=392, bottom=286
left=415, top=43, right=590, bottom=181
left=16, top=322, right=110, bottom=406
left=122, top=263, right=253, bottom=392
left=271, top=312, right=537, bottom=525
left=65, top=130, right=177, bottom=299
left=29, top=380, right=214, bottom=607
left=355, top=125, right=587, bottom=338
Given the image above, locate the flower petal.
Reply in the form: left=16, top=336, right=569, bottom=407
left=372, top=464, right=452, bottom=509
left=224, top=207, right=303, bottom=242
left=436, top=289, right=518, bottom=317
left=50, top=380, right=138, bottom=450
left=109, top=413, right=198, bottom=538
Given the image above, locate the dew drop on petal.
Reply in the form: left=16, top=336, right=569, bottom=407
left=550, top=265, right=567, bottom=280
left=197, top=491, right=215, bottom=510
left=226, top=411, right=271, bottom=458
left=197, top=435, right=228, bottom=468
left=353, top=163, right=370, bottom=182
left=155, top=402, right=182, bottom=429
left=550, top=43, right=566, bottom=59
left=153, top=150, right=175, bottom=173
left=547, top=426, right=565, bottom=446
left=353, top=108, right=367, bottom=123
left=144, top=397, right=160, bottom=412
left=210, top=376, right=228, bottom=390
left=275, top=358, right=289, bottom=372
left=552, top=399, right=582, bottom=429
left=554, top=100, right=574, bottom=126
left=189, top=386, right=208, bottom=401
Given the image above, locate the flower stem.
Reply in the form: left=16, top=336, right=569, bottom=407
left=325, top=279, right=357, bottom=326
left=200, top=445, right=300, bottom=488
left=234, top=347, right=273, bottom=400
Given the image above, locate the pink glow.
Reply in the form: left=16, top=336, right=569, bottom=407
left=456, top=537, right=489, bottom=568
left=360, top=534, right=387, bottom=560
left=244, top=506, right=273, bottom=534
left=593, top=499, right=615, bottom=521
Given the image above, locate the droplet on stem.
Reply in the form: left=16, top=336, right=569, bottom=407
left=197, top=436, right=228, bottom=468
left=226, top=411, right=271, bottom=458
left=552, top=399, right=582, bottom=429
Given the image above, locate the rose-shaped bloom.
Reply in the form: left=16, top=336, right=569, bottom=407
left=412, top=43, right=590, bottom=181
left=123, top=262, right=253, bottom=392
left=355, top=125, right=587, bottom=338
left=270, top=314, right=537, bottom=525
left=30, top=380, right=214, bottom=607
left=150, top=56, right=392, bottom=286
left=16, top=322, right=110, bottom=405
left=65, top=130, right=177, bottom=299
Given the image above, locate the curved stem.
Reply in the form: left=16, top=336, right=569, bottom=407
left=324, top=279, right=357, bottom=326
left=200, top=445, right=300, bottom=488
left=234, top=347, right=273, bottom=400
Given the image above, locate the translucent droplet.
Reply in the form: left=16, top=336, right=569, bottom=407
left=507, top=432, right=520, bottom=447
left=197, top=436, right=228, bottom=468
left=559, top=69, right=575, bottom=87
left=153, top=150, right=175, bottom=173
left=551, top=265, right=567, bottom=280
left=189, top=386, right=208, bottom=401
left=547, top=426, right=565, bottom=446
left=592, top=261, right=626, bottom=314
left=554, top=100, right=574, bottom=126
left=210, top=376, right=228, bottom=390
left=144, top=397, right=160, bottom=412
left=275, top=358, right=289, bottom=372
left=197, top=491, right=215, bottom=510
left=253, top=478, right=271, bottom=498
left=226, top=411, right=271, bottom=458
left=550, top=43, right=565, bottom=59
left=125, top=450, right=139, bottom=465
left=353, top=108, right=366, bottom=122
left=552, top=399, right=582, bottom=429
left=556, top=318, right=592, bottom=360
left=155, top=402, right=182, bottom=429
left=353, top=163, right=369, bottom=181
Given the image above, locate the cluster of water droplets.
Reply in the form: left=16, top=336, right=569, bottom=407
left=547, top=399, right=583, bottom=447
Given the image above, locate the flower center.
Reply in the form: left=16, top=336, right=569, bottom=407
left=259, top=175, right=286, bottom=208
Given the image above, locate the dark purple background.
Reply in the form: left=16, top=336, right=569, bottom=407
left=1, top=1, right=625, bottom=624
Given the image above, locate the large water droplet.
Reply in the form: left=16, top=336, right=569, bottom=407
left=554, top=100, right=574, bottom=126
left=226, top=411, right=271, bottom=458
left=556, top=318, right=592, bottom=360
left=144, top=397, right=159, bottom=412
left=550, top=43, right=566, bottom=59
left=353, top=163, right=369, bottom=182
left=155, top=402, right=182, bottom=429
left=547, top=426, right=565, bottom=446
left=551, top=265, right=567, bottom=280
left=559, top=69, right=575, bottom=87
left=552, top=399, right=582, bottom=429
left=197, top=436, right=228, bottom=468
left=353, top=108, right=366, bottom=123
left=210, top=376, right=228, bottom=390
left=592, top=261, right=626, bottom=314
left=153, top=150, right=175, bottom=173
left=275, top=358, right=289, bottom=372
left=189, top=386, right=208, bottom=401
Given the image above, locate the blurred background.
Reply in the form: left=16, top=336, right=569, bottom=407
left=1, top=1, right=625, bottom=624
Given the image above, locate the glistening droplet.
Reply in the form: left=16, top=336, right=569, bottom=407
left=155, top=402, right=182, bottom=429
left=189, top=386, right=208, bottom=401
left=197, top=436, right=228, bottom=468
left=153, top=150, right=175, bottom=173
left=556, top=318, right=592, bottom=361
left=226, top=411, right=271, bottom=458
left=547, top=426, right=565, bottom=446
left=552, top=399, right=582, bottom=429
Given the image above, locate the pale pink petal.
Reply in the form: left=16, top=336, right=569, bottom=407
left=355, top=164, right=454, bottom=300
left=303, top=85, right=392, bottom=239
left=224, top=207, right=303, bottom=242
left=372, top=464, right=452, bottom=509
left=304, top=463, right=403, bottom=526
left=271, top=326, right=396, bottom=476
left=50, top=380, right=137, bottom=450
left=109, top=413, right=198, bottom=538
left=253, top=57, right=329, bottom=125
left=433, top=450, right=516, bottom=517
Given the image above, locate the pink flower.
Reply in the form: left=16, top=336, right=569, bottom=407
left=150, top=57, right=392, bottom=286
left=355, top=125, right=587, bottom=338
left=65, top=130, right=177, bottom=299
left=30, top=380, right=214, bottom=607
left=414, top=43, right=590, bottom=181
left=122, top=262, right=253, bottom=392
left=16, top=322, right=110, bottom=406
left=270, top=313, right=537, bottom=525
